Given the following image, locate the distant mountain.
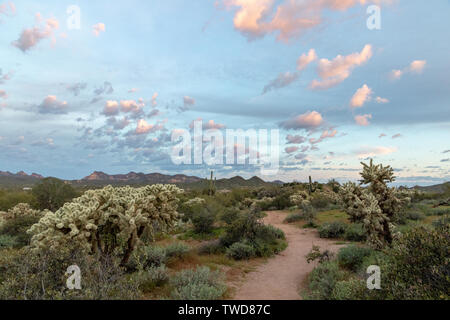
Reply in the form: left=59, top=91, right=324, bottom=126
left=77, top=171, right=203, bottom=186
left=0, top=171, right=44, bottom=188
left=412, top=182, right=450, bottom=193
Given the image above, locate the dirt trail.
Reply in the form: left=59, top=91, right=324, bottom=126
left=232, top=211, right=343, bottom=300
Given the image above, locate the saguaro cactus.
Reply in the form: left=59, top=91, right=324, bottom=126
left=308, top=176, right=318, bottom=195
left=206, top=171, right=216, bottom=196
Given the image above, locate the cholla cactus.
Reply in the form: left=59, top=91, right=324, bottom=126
left=184, top=197, right=206, bottom=207
left=0, top=203, right=42, bottom=221
left=28, top=184, right=183, bottom=264
left=340, top=159, right=409, bottom=249
left=290, top=190, right=311, bottom=208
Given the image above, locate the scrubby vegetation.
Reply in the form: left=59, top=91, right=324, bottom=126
left=0, top=159, right=448, bottom=300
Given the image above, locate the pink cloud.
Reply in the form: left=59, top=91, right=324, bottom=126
left=12, top=15, right=60, bottom=52
left=286, top=134, right=306, bottom=144
left=311, top=45, right=373, bottom=90
left=297, top=49, right=317, bottom=71
left=350, top=84, right=373, bottom=108
left=93, top=23, right=106, bottom=36
left=285, top=146, right=299, bottom=154
left=355, top=146, right=397, bottom=158
left=390, top=60, right=427, bottom=80
left=354, top=114, right=372, bottom=126
left=281, top=111, right=324, bottom=130
left=102, top=100, right=119, bottom=116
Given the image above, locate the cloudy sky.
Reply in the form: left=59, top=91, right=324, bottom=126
left=0, top=0, right=449, bottom=185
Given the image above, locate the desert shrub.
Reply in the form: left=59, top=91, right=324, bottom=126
left=191, top=209, right=216, bottom=234
left=198, top=240, right=226, bottom=255
left=220, top=212, right=286, bottom=259
left=405, top=211, right=425, bottom=221
left=331, top=278, right=368, bottom=300
left=310, top=194, right=330, bottom=209
left=304, top=260, right=349, bottom=300
left=0, top=235, right=18, bottom=249
left=306, top=245, right=335, bottom=264
left=344, top=223, right=367, bottom=242
left=165, top=243, right=190, bottom=259
left=0, top=190, right=37, bottom=212
left=431, top=207, right=450, bottom=216
left=0, top=246, right=141, bottom=300
left=318, top=222, right=347, bottom=239
left=432, top=215, right=449, bottom=229
left=169, top=267, right=226, bottom=300
left=0, top=215, right=40, bottom=248
left=135, top=265, right=169, bottom=292
left=220, top=207, right=240, bottom=225
left=226, top=241, right=256, bottom=260
left=32, top=177, right=78, bottom=211
left=379, top=226, right=449, bottom=299
left=284, top=213, right=303, bottom=223
left=337, top=245, right=373, bottom=272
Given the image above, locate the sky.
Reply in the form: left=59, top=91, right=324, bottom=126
left=0, top=0, right=449, bottom=186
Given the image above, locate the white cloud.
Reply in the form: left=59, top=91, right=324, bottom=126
left=93, top=23, right=106, bottom=36
left=355, top=145, right=397, bottom=158
left=37, top=95, right=68, bottom=114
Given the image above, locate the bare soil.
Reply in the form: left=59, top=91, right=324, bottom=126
left=231, top=211, right=343, bottom=300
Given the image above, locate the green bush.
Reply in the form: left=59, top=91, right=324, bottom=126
left=379, top=226, right=449, bottom=299
left=331, top=278, right=368, bottom=300
left=0, top=246, right=141, bottom=300
left=191, top=209, right=216, bottom=234
left=170, top=267, right=226, bottom=300
left=343, top=223, right=367, bottom=242
left=431, top=207, right=450, bottom=216
left=198, top=240, right=226, bottom=255
left=0, top=235, right=18, bottom=249
left=304, top=261, right=349, bottom=300
left=337, top=245, right=373, bottom=272
left=284, top=213, right=303, bottom=223
left=165, top=243, right=190, bottom=259
left=220, top=208, right=240, bottom=225
left=318, top=222, right=347, bottom=239
left=310, top=194, right=329, bottom=209
left=432, top=215, right=449, bottom=229
left=135, top=265, right=169, bottom=292
left=0, top=215, right=40, bottom=248
left=226, top=241, right=256, bottom=260
left=405, top=211, right=425, bottom=221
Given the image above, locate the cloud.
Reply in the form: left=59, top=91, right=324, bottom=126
left=0, top=2, right=16, bottom=17
left=12, top=15, right=59, bottom=52
left=354, top=114, right=372, bottom=126
left=0, top=68, right=13, bottom=84
left=443, top=150, right=450, bottom=154
left=94, top=81, right=114, bottom=95
left=67, top=82, right=87, bottom=96
left=310, top=45, right=373, bottom=90
left=375, top=96, right=389, bottom=104
left=203, top=120, right=226, bottom=130
left=37, top=95, right=68, bottom=114
left=128, top=88, right=138, bottom=94
left=350, top=84, right=372, bottom=108
left=355, top=145, right=397, bottom=158
left=102, top=100, right=119, bottom=116
left=135, top=119, right=164, bottom=135
left=392, top=133, right=402, bottom=139
left=280, top=111, right=323, bottom=130
left=297, top=49, right=317, bottom=71
left=262, top=48, right=317, bottom=94
left=184, top=96, right=196, bottom=106
left=224, top=0, right=387, bottom=42
left=286, top=134, right=306, bottom=144
left=309, top=129, right=338, bottom=145
left=262, top=71, right=299, bottom=94
left=285, top=146, right=299, bottom=154
left=151, top=92, right=158, bottom=107
left=390, top=60, right=427, bottom=80
left=440, top=158, right=450, bottom=163
left=379, top=133, right=386, bottom=138
left=120, top=100, right=145, bottom=118
left=0, top=90, right=7, bottom=99
left=107, top=117, right=130, bottom=130
left=93, top=23, right=106, bottom=36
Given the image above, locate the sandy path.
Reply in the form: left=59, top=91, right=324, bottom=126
left=233, top=211, right=343, bottom=300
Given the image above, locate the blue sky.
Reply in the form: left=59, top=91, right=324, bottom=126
left=0, top=0, right=449, bottom=185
